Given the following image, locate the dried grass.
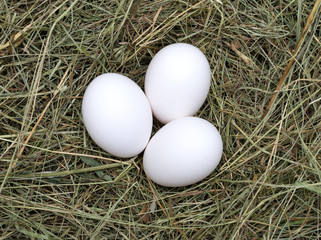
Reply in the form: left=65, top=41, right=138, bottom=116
left=1, top=0, right=321, bottom=239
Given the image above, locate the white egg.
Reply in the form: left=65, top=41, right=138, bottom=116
left=143, top=117, right=223, bottom=187
left=82, top=73, right=153, bottom=158
left=144, top=43, right=211, bottom=124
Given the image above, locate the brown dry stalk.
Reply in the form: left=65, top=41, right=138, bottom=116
left=0, top=21, right=34, bottom=52
left=262, top=0, right=321, bottom=119
left=15, top=66, right=71, bottom=163
left=0, top=0, right=63, bottom=53
left=0, top=67, right=70, bottom=193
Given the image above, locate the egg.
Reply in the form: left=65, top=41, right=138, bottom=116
left=143, top=117, right=223, bottom=187
left=82, top=73, right=153, bottom=158
left=144, top=43, right=211, bottom=124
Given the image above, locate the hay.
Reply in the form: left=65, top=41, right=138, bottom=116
left=1, top=0, right=320, bottom=239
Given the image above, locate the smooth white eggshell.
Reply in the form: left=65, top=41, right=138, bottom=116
left=143, top=117, right=223, bottom=187
left=82, top=73, right=153, bottom=158
left=145, top=43, right=211, bottom=124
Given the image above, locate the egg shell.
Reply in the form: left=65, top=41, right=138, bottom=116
left=82, top=73, right=153, bottom=158
left=143, top=117, right=223, bottom=187
left=144, top=43, right=211, bottom=124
